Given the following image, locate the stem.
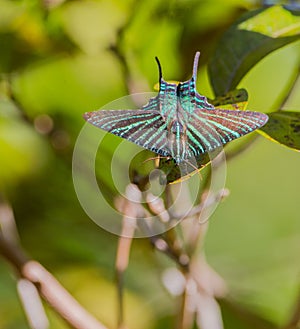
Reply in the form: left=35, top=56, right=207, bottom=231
left=163, top=179, right=228, bottom=328
left=115, top=184, right=140, bottom=329
left=23, top=261, right=108, bottom=329
left=108, top=0, right=141, bottom=96
left=17, top=278, right=49, bottom=329
left=0, top=234, right=108, bottom=329
left=115, top=222, right=135, bottom=329
left=177, top=279, right=194, bottom=329
left=0, top=202, right=108, bottom=329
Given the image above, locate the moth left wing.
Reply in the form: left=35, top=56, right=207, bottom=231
left=186, top=108, right=268, bottom=157
left=84, top=109, right=171, bottom=157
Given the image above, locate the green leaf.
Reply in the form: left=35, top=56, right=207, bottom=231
left=209, top=88, right=248, bottom=110
left=238, top=6, right=300, bottom=38
left=259, top=110, right=300, bottom=150
left=208, top=6, right=300, bottom=96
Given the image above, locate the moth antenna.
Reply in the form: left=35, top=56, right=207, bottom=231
left=155, top=56, right=163, bottom=82
left=193, top=51, right=200, bottom=82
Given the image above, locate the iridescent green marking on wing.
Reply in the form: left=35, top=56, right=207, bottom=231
left=187, top=120, right=221, bottom=151
left=192, top=112, right=239, bottom=140
left=205, top=111, right=265, bottom=132
left=158, top=80, right=177, bottom=120
left=95, top=111, right=156, bottom=129
left=115, top=114, right=160, bottom=135
left=143, top=123, right=168, bottom=149
left=186, top=132, right=202, bottom=155
left=134, top=116, right=166, bottom=143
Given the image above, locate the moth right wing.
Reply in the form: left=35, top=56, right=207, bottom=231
left=186, top=108, right=268, bottom=157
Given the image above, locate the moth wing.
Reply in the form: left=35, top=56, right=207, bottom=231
left=84, top=109, right=171, bottom=157
left=186, top=108, right=268, bottom=156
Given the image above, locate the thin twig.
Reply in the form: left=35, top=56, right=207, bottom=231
left=162, top=178, right=228, bottom=329
left=3, top=73, right=32, bottom=124
left=0, top=235, right=109, bottom=329
left=108, top=0, right=143, bottom=96
left=168, top=188, right=229, bottom=221
left=115, top=184, right=141, bottom=329
left=178, top=277, right=195, bottom=329
left=194, top=290, right=224, bottom=329
left=23, top=261, right=108, bottom=329
left=151, top=233, right=190, bottom=271
left=0, top=232, right=28, bottom=273
left=0, top=201, right=108, bottom=329
left=17, top=278, right=49, bottom=329
left=115, top=222, right=135, bottom=329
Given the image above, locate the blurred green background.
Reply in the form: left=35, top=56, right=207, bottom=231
left=0, top=0, right=299, bottom=328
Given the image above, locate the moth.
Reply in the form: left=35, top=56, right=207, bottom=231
left=84, top=52, right=268, bottom=166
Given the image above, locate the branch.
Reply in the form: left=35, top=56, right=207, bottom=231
left=151, top=181, right=228, bottom=329
left=23, top=261, right=108, bottom=329
left=114, top=184, right=139, bottom=329
left=0, top=201, right=108, bottom=329
left=0, top=236, right=108, bottom=329
left=178, top=278, right=194, bottom=329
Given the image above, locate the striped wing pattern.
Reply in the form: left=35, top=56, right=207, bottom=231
left=84, top=109, right=171, bottom=157
left=157, top=79, right=178, bottom=118
left=186, top=108, right=268, bottom=157
left=178, top=78, right=214, bottom=113
left=84, top=52, right=269, bottom=164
